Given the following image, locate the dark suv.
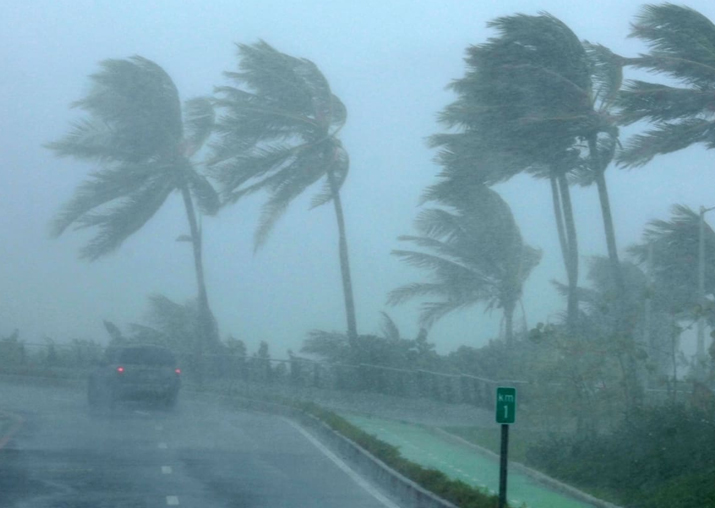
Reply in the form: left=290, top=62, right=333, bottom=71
left=88, top=345, right=181, bottom=409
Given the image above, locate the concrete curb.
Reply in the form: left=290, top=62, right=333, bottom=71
left=191, top=391, right=459, bottom=508
left=0, top=411, right=25, bottom=451
left=431, top=428, right=624, bottom=508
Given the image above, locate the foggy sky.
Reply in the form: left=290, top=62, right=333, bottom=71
left=2, top=0, right=714, bottom=357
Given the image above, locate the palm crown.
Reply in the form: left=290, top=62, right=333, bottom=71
left=389, top=180, right=541, bottom=343
left=47, top=56, right=219, bottom=260
left=210, top=41, right=349, bottom=247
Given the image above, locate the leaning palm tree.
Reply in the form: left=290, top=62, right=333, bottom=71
left=432, top=14, right=591, bottom=329
left=47, top=56, right=220, bottom=352
left=617, top=4, right=715, bottom=167
left=433, top=13, right=627, bottom=328
left=388, top=180, right=541, bottom=345
left=209, top=41, right=357, bottom=343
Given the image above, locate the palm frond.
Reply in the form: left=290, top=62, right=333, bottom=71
left=51, top=162, right=160, bottom=237
left=585, top=42, right=625, bottom=112
left=74, top=174, right=175, bottom=260
left=69, top=56, right=182, bottom=162
left=617, top=118, right=712, bottom=167
left=186, top=171, right=220, bottom=216
left=45, top=119, right=126, bottom=162
left=618, top=81, right=715, bottom=125
left=309, top=145, right=349, bottom=209
left=183, top=97, right=215, bottom=155
left=222, top=40, right=342, bottom=137
left=387, top=282, right=456, bottom=306
left=210, top=143, right=300, bottom=200
left=379, top=311, right=400, bottom=341
left=419, top=299, right=480, bottom=329
left=253, top=147, right=328, bottom=248
left=629, top=4, right=715, bottom=86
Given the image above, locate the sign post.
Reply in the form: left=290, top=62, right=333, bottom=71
left=495, top=387, right=516, bottom=508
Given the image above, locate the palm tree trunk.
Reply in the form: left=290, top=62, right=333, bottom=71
left=587, top=137, right=642, bottom=406
left=557, top=173, right=579, bottom=330
left=504, top=301, right=516, bottom=346
left=180, top=185, right=218, bottom=381
left=588, top=136, right=624, bottom=293
left=550, top=175, right=570, bottom=273
left=326, top=168, right=358, bottom=344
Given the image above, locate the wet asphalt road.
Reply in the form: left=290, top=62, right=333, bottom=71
left=0, top=382, right=396, bottom=508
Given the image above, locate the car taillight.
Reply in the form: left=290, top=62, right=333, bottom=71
left=116, top=366, right=124, bottom=374
left=174, top=368, right=181, bottom=375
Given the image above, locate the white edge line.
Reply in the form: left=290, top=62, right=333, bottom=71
left=283, top=418, right=401, bottom=508
left=166, top=495, right=179, bottom=505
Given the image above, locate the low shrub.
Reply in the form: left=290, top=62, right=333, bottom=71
left=297, top=401, right=500, bottom=508
left=526, top=404, right=715, bottom=507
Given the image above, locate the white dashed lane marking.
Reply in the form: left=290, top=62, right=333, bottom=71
left=166, top=495, right=179, bottom=505
left=161, top=466, right=172, bottom=474
left=158, top=442, right=168, bottom=449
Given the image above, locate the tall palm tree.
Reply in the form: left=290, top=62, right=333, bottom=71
left=209, top=41, right=357, bottom=343
left=388, top=180, right=541, bottom=345
left=47, top=56, right=221, bottom=352
left=433, top=13, right=627, bottom=328
left=617, top=4, right=715, bottom=167
left=431, top=14, right=592, bottom=329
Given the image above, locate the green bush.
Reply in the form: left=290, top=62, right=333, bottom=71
left=297, top=402, right=500, bottom=507
left=526, top=404, right=715, bottom=507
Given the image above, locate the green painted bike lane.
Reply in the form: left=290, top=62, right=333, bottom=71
left=343, top=415, right=596, bottom=508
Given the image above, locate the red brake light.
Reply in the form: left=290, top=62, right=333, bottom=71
left=175, top=368, right=181, bottom=375
left=116, top=366, right=124, bottom=373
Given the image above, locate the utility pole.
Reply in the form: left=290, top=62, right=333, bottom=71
left=697, top=206, right=715, bottom=379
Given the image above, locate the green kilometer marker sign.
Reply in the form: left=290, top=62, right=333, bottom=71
left=496, top=387, right=516, bottom=424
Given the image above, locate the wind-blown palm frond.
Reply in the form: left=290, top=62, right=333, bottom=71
left=50, top=162, right=159, bottom=236
left=617, top=4, right=715, bottom=167
left=211, top=42, right=349, bottom=243
left=51, top=56, right=183, bottom=163
left=619, top=119, right=713, bottom=167
left=379, top=312, right=401, bottom=342
left=186, top=170, right=220, bottom=216
left=585, top=42, right=627, bottom=113
left=628, top=3, right=715, bottom=86
left=183, top=97, right=215, bottom=156
left=75, top=174, right=175, bottom=260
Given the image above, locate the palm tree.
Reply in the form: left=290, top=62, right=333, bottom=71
left=209, top=41, right=357, bottom=343
left=388, top=180, right=541, bottom=345
left=433, top=13, right=627, bottom=328
left=47, top=56, right=221, bottom=352
left=629, top=205, right=715, bottom=384
left=617, top=4, right=715, bottom=167
left=630, top=205, right=715, bottom=318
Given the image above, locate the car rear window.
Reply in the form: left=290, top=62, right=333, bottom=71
left=118, top=347, right=176, bottom=366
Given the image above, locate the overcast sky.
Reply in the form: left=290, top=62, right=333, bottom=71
left=2, top=0, right=715, bottom=358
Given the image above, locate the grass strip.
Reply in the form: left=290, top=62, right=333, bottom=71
left=296, top=401, right=503, bottom=508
